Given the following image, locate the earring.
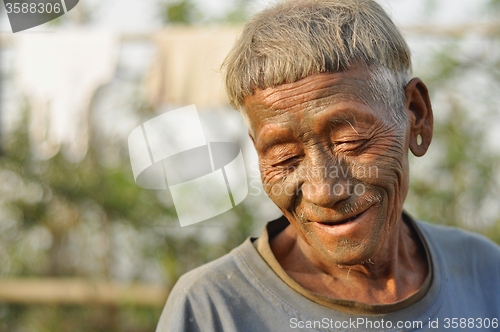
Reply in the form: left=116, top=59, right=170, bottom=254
left=417, top=134, right=423, bottom=146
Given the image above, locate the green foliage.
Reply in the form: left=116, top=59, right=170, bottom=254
left=406, top=39, right=500, bottom=240
left=157, top=0, right=251, bottom=25
left=0, top=304, right=163, bottom=332
left=158, top=0, right=199, bottom=24
left=0, top=104, right=257, bottom=330
left=407, top=104, right=499, bottom=229
left=490, top=0, right=500, bottom=10
left=223, top=0, right=253, bottom=23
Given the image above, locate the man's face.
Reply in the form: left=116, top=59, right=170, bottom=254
left=244, top=66, right=412, bottom=265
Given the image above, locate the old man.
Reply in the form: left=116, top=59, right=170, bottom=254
left=157, top=0, right=500, bottom=331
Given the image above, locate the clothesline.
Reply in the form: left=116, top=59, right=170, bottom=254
left=2, top=22, right=498, bottom=163
left=5, top=27, right=242, bottom=162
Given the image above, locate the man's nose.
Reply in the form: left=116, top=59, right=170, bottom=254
left=300, top=159, right=350, bottom=208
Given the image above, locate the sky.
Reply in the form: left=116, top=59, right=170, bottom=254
left=0, top=0, right=492, bottom=33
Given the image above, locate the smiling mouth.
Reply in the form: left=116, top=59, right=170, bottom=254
left=319, top=215, right=359, bottom=226
left=318, top=208, right=369, bottom=226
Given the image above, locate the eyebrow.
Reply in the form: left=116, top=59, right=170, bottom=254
left=328, top=118, right=360, bottom=136
left=256, top=126, right=297, bottom=154
left=326, top=111, right=360, bottom=127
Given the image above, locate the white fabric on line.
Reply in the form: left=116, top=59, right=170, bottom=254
left=145, top=26, right=242, bottom=108
left=15, top=31, right=119, bottom=162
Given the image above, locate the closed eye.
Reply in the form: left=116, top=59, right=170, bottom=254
left=335, top=139, right=367, bottom=151
left=272, top=156, right=302, bottom=169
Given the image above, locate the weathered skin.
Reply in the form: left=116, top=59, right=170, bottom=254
left=244, top=65, right=434, bottom=305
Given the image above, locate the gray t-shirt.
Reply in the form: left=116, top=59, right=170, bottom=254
left=157, top=217, right=500, bottom=331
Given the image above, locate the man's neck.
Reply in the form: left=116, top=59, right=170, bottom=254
left=270, top=215, right=428, bottom=304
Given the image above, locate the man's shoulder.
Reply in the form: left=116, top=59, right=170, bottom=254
left=162, top=237, right=266, bottom=312
left=170, top=239, right=253, bottom=296
left=416, top=219, right=500, bottom=270
left=156, top=238, right=271, bottom=331
left=417, top=219, right=500, bottom=250
left=415, top=219, right=500, bottom=315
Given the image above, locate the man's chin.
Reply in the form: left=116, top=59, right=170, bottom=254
left=311, top=239, right=379, bottom=267
left=297, top=206, right=387, bottom=266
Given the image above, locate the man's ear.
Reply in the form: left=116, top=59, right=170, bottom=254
left=405, top=78, right=433, bottom=157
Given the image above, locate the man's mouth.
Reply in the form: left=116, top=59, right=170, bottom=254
left=318, top=209, right=367, bottom=226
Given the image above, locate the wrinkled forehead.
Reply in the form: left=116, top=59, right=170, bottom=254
left=243, top=68, right=383, bottom=135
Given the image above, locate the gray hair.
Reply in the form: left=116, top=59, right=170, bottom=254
left=222, top=0, right=412, bottom=125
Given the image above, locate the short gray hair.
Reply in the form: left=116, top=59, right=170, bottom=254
left=223, top=0, right=412, bottom=125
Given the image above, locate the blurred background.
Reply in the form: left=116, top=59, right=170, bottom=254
left=0, top=0, right=499, bottom=331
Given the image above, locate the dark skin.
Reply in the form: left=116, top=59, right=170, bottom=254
left=244, top=65, right=433, bottom=304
